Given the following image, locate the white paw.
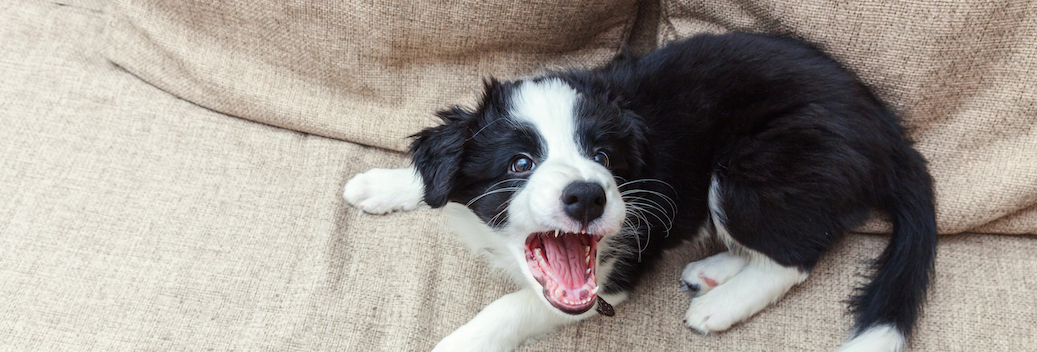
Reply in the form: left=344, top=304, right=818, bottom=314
left=679, top=251, right=746, bottom=296
left=683, top=289, right=745, bottom=334
left=432, top=329, right=504, bottom=352
left=343, top=167, right=425, bottom=215
left=682, top=259, right=806, bottom=334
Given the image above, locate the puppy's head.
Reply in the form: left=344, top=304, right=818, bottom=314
left=411, top=77, right=647, bottom=315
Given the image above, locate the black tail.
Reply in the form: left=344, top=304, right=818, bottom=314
left=846, top=147, right=937, bottom=348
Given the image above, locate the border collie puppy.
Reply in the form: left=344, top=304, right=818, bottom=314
left=344, top=32, right=937, bottom=352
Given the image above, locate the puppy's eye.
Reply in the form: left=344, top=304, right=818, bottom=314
left=510, top=155, right=535, bottom=173
left=593, top=150, right=610, bottom=169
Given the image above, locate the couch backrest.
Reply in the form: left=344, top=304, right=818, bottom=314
left=105, top=0, right=1036, bottom=235
left=105, top=0, right=645, bottom=152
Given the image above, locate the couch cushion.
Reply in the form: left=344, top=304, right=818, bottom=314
left=103, top=0, right=642, bottom=152
left=660, top=0, right=1037, bottom=234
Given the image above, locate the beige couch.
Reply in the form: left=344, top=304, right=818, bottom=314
left=2, top=0, right=1034, bottom=351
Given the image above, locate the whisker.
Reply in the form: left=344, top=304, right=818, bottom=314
left=618, top=178, right=676, bottom=193
left=620, top=189, right=678, bottom=214
left=466, top=187, right=524, bottom=207
left=623, top=196, right=672, bottom=219
left=623, top=198, right=675, bottom=230
left=618, top=194, right=667, bottom=213
left=622, top=216, right=644, bottom=261
left=494, top=199, right=510, bottom=212
left=466, top=118, right=504, bottom=142
left=623, top=192, right=676, bottom=222
left=489, top=206, right=509, bottom=226
left=625, top=201, right=672, bottom=225
left=625, top=206, right=653, bottom=255
left=626, top=202, right=673, bottom=234
left=483, top=178, right=528, bottom=193
left=465, top=178, right=528, bottom=207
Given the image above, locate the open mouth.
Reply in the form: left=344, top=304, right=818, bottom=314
left=525, top=230, right=604, bottom=314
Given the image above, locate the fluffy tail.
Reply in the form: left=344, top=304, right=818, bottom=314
left=839, top=148, right=937, bottom=352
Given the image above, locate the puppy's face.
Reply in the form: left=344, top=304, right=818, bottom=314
left=411, top=77, right=647, bottom=314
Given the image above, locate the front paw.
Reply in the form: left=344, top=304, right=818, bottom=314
left=432, top=330, right=507, bottom=352
left=343, top=167, right=425, bottom=215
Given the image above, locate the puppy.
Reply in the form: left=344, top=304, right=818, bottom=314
left=344, top=32, right=937, bottom=352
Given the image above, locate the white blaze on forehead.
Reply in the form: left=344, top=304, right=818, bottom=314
left=505, top=78, right=625, bottom=239
left=509, top=79, right=582, bottom=161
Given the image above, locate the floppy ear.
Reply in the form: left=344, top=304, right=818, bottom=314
left=409, top=107, right=471, bottom=208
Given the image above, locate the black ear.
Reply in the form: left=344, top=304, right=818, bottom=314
left=409, top=107, right=471, bottom=208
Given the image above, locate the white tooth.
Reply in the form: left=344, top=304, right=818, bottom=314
left=554, top=230, right=560, bottom=237
left=591, top=286, right=599, bottom=295
left=586, top=268, right=592, bottom=275
left=585, top=255, right=591, bottom=264
left=585, top=246, right=590, bottom=256
left=534, top=249, right=548, bottom=268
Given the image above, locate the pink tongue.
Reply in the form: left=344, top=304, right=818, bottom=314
left=542, top=234, right=588, bottom=288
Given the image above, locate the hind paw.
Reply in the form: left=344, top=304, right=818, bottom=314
left=679, top=251, right=746, bottom=296
left=681, top=258, right=807, bottom=334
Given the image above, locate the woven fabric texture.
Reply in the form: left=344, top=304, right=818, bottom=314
left=103, top=0, right=642, bottom=153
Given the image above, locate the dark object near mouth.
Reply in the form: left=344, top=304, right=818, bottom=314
left=525, top=230, right=603, bottom=314
left=596, top=296, right=614, bottom=316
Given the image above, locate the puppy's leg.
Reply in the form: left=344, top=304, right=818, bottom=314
left=679, top=251, right=748, bottom=296
left=343, top=166, right=425, bottom=214
left=683, top=255, right=808, bottom=334
left=433, top=288, right=626, bottom=352
left=681, top=176, right=814, bottom=334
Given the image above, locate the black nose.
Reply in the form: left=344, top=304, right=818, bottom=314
left=561, top=182, right=606, bottom=229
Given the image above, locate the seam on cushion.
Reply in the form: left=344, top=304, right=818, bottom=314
left=968, top=203, right=1037, bottom=235
left=614, top=0, right=641, bottom=56
left=658, top=0, right=678, bottom=43
left=623, top=0, right=665, bottom=56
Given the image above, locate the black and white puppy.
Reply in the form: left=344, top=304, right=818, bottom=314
left=344, top=32, right=937, bottom=352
